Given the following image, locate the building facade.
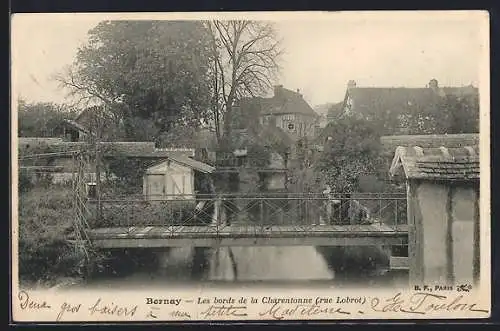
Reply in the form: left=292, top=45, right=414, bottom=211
left=337, top=79, right=479, bottom=135
left=389, top=145, right=480, bottom=285
left=236, top=85, right=319, bottom=141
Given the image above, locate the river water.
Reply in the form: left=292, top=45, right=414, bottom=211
left=85, top=246, right=409, bottom=289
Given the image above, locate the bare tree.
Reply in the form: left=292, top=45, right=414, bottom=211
left=206, top=20, right=284, bottom=145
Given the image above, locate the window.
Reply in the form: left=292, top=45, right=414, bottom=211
left=288, top=123, right=295, bottom=131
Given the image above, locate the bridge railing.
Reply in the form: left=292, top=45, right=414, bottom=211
left=86, top=192, right=407, bottom=231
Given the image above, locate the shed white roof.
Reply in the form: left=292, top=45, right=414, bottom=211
left=145, top=153, right=215, bottom=174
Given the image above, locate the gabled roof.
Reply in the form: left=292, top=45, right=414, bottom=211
left=63, top=106, right=116, bottom=134
left=343, top=85, right=479, bottom=117
left=389, top=145, right=479, bottom=181
left=145, top=153, right=215, bottom=174
left=239, top=86, right=317, bottom=118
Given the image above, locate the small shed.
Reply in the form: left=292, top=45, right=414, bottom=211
left=389, top=145, right=480, bottom=285
left=143, top=153, right=215, bottom=201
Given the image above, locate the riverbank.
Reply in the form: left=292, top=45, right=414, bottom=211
left=18, top=244, right=408, bottom=290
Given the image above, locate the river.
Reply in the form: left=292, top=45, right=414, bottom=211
left=84, top=245, right=409, bottom=289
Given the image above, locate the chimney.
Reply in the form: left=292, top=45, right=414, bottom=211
left=274, top=85, right=283, bottom=97
left=429, top=78, right=438, bottom=89
left=296, top=88, right=302, bottom=98
left=347, top=80, right=357, bottom=89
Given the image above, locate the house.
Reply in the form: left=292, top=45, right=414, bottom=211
left=143, top=152, right=215, bottom=201
left=19, top=138, right=202, bottom=185
left=389, top=145, right=480, bottom=285
left=339, top=79, right=479, bottom=134
left=234, top=85, right=319, bottom=141
left=19, top=139, right=160, bottom=184
left=56, top=106, right=120, bottom=142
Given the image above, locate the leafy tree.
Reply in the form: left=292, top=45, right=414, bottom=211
left=441, top=94, right=479, bottom=134
left=316, top=116, right=384, bottom=193
left=399, top=94, right=479, bottom=135
left=55, top=21, right=213, bottom=141
left=206, top=21, right=283, bottom=145
left=105, top=154, right=148, bottom=194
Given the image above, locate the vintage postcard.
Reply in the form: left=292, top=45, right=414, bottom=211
left=10, top=11, right=490, bottom=322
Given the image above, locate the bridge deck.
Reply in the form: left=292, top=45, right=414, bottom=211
left=87, top=224, right=408, bottom=248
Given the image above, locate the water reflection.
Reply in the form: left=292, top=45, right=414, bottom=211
left=87, top=245, right=408, bottom=289
left=207, top=246, right=334, bottom=281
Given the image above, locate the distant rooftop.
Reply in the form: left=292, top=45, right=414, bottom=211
left=239, top=85, right=317, bottom=118
left=343, top=79, right=479, bottom=118
left=380, top=133, right=479, bottom=155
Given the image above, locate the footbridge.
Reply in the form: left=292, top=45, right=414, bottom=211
left=83, top=193, right=408, bottom=249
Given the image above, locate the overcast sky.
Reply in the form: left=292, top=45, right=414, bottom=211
left=11, top=11, right=488, bottom=108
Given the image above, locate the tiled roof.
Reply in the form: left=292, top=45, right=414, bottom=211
left=381, top=133, right=479, bottom=155
left=40, top=141, right=156, bottom=156
left=389, top=145, right=479, bottom=181
left=344, top=86, right=478, bottom=118
left=239, top=87, right=317, bottom=118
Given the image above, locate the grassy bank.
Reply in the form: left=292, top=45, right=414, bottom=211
left=17, top=185, right=198, bottom=286
left=18, top=186, right=88, bottom=287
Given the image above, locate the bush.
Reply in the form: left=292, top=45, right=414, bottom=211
left=106, top=155, right=148, bottom=193
left=18, top=187, right=88, bottom=282
left=87, top=200, right=201, bottom=227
